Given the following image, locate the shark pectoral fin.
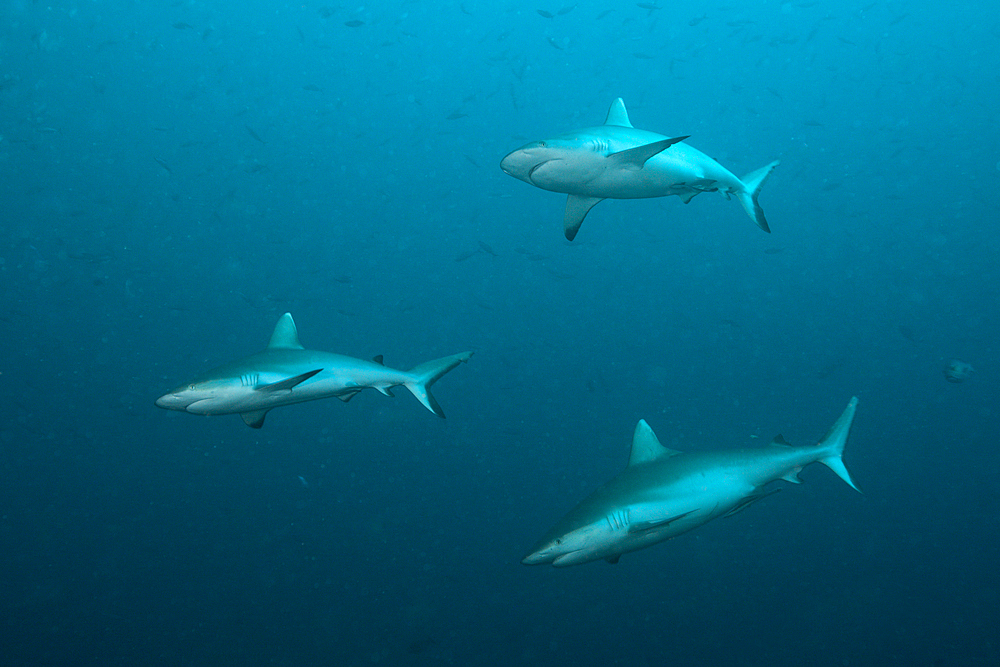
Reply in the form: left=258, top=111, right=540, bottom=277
left=723, top=489, right=781, bottom=518
left=678, top=191, right=699, bottom=204
left=627, top=509, right=698, bottom=534
left=256, top=368, right=323, bottom=393
left=608, top=136, right=689, bottom=169
left=564, top=195, right=604, bottom=241
left=241, top=409, right=270, bottom=429
left=336, top=388, right=362, bottom=403
left=605, top=554, right=621, bottom=564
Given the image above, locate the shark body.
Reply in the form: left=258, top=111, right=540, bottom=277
left=501, top=98, right=779, bottom=240
left=156, top=313, right=472, bottom=428
left=522, top=397, right=860, bottom=567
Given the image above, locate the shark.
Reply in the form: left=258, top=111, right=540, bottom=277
left=522, top=397, right=860, bottom=567
left=500, top=98, right=780, bottom=241
left=155, top=313, right=473, bottom=428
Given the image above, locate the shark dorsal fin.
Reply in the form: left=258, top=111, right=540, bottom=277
left=770, top=434, right=793, bottom=447
left=604, top=98, right=633, bottom=128
left=267, top=313, right=304, bottom=350
left=628, top=420, right=683, bottom=467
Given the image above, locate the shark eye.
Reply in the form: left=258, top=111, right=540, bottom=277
left=555, top=538, right=562, bottom=545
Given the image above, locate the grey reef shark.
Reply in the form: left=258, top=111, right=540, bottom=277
left=501, top=98, right=780, bottom=241
left=523, top=397, right=860, bottom=567
left=156, top=313, right=473, bottom=428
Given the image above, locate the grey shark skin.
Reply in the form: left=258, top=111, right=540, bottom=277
left=500, top=98, right=779, bottom=241
left=156, top=313, right=473, bottom=428
left=523, top=397, right=860, bottom=567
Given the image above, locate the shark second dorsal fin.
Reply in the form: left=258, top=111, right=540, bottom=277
left=267, top=313, right=304, bottom=350
left=770, top=434, right=793, bottom=447
left=604, top=98, right=633, bottom=128
left=628, top=420, right=683, bottom=467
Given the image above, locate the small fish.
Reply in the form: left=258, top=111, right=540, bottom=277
left=557, top=5, right=576, bottom=15
left=246, top=125, right=265, bottom=143
left=154, top=156, right=172, bottom=173
left=478, top=241, right=498, bottom=256
left=546, top=36, right=563, bottom=50
left=763, top=247, right=784, bottom=255
left=302, top=84, right=323, bottom=92
left=688, top=14, right=708, bottom=26
left=537, top=9, right=554, bottom=18
left=298, top=475, right=309, bottom=488
left=446, top=111, right=468, bottom=120
left=344, top=19, right=364, bottom=27
left=173, top=22, right=194, bottom=30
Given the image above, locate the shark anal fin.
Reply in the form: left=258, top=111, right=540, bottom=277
left=255, top=368, right=322, bottom=393
left=336, top=388, right=362, bottom=403
left=608, top=136, right=689, bottom=169
left=605, top=554, right=621, bottom=564
left=627, top=509, right=698, bottom=534
left=564, top=195, right=604, bottom=241
left=241, top=409, right=270, bottom=429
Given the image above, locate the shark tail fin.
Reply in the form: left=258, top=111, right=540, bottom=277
left=735, top=160, right=780, bottom=233
left=403, top=351, right=473, bottom=418
left=817, top=396, right=861, bottom=493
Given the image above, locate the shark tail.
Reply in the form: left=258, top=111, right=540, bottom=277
left=816, top=396, right=861, bottom=493
left=735, top=160, right=780, bottom=233
left=404, top=351, right=473, bottom=418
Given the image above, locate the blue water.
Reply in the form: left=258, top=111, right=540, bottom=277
left=2, top=1, right=998, bottom=665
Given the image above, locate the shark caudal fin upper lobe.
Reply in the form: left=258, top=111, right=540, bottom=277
left=735, top=160, right=780, bottom=233
left=817, top=396, right=861, bottom=492
left=404, top=351, right=473, bottom=418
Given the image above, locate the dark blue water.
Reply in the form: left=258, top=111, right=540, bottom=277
left=2, top=1, right=997, bottom=665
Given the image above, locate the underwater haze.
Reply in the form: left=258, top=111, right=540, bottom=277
left=2, top=1, right=998, bottom=665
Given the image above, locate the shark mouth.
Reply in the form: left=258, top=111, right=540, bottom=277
left=528, top=159, right=559, bottom=184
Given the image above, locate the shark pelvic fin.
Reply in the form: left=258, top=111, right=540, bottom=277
left=563, top=195, right=604, bottom=241
left=817, top=396, right=861, bottom=493
left=255, top=368, right=322, bottom=393
left=723, top=489, right=781, bottom=517
left=241, top=409, right=270, bottom=429
left=735, top=160, right=780, bottom=233
left=628, top=420, right=683, bottom=467
left=608, top=136, right=689, bottom=170
left=404, top=351, right=473, bottom=418
left=267, top=313, right=305, bottom=350
left=604, top=98, right=633, bottom=128
left=336, top=388, right=362, bottom=402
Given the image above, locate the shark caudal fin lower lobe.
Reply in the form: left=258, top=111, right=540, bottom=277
left=735, top=160, right=780, bottom=233
left=404, top=351, right=473, bottom=418
left=817, top=396, right=861, bottom=493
